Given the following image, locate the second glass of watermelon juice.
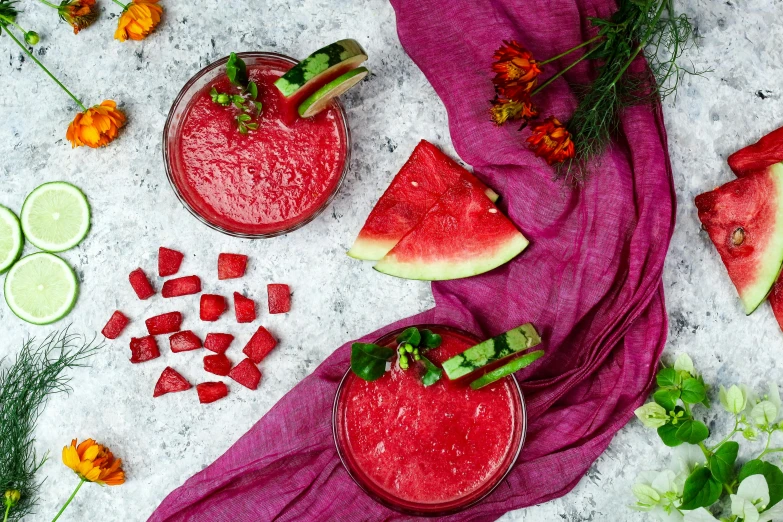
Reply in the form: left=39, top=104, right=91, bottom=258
left=333, top=325, right=526, bottom=515
left=163, top=52, right=350, bottom=238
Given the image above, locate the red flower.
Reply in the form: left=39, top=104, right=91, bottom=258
left=490, top=96, right=538, bottom=125
left=492, top=40, right=541, bottom=99
left=526, top=117, right=575, bottom=165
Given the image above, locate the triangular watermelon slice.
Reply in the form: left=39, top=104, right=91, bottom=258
left=347, top=140, right=499, bottom=261
left=374, top=178, right=528, bottom=280
left=695, top=164, right=783, bottom=315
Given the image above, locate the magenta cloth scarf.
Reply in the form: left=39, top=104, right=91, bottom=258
left=149, top=0, right=675, bottom=519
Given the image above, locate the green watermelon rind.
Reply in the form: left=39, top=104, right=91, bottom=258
left=442, top=324, right=541, bottom=380
left=373, top=233, right=529, bottom=281
left=742, top=163, right=783, bottom=314
left=273, top=39, right=367, bottom=98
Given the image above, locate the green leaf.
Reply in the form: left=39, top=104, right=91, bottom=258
left=420, top=329, right=442, bottom=350
left=247, top=81, right=258, bottom=100
left=681, top=377, right=707, bottom=404
left=254, top=101, right=263, bottom=112
left=226, top=52, right=249, bottom=87
left=350, top=343, right=395, bottom=381
left=657, top=367, right=679, bottom=388
left=708, top=441, right=738, bottom=483
left=396, top=327, right=421, bottom=347
left=679, top=467, right=722, bottom=510
left=419, top=356, right=442, bottom=387
left=675, top=419, right=709, bottom=444
left=657, top=423, right=685, bottom=447
left=654, top=388, right=680, bottom=411
left=237, top=114, right=251, bottom=122
left=739, top=460, right=783, bottom=508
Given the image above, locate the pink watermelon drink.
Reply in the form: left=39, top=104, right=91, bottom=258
left=164, top=53, right=350, bottom=237
left=333, top=326, right=525, bottom=515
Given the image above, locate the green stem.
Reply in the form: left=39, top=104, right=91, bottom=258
left=0, top=15, right=28, bottom=34
left=538, top=35, right=604, bottom=66
left=51, top=479, right=85, bottom=522
left=0, top=23, right=87, bottom=111
left=3, top=503, right=10, bottom=522
left=708, top=419, right=740, bottom=452
left=36, top=0, right=61, bottom=9
left=608, top=0, right=669, bottom=88
left=757, top=430, right=779, bottom=458
left=110, top=0, right=128, bottom=9
left=532, top=45, right=601, bottom=96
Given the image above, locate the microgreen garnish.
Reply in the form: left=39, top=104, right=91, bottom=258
left=210, top=53, right=263, bottom=135
left=350, top=327, right=443, bottom=385
left=350, top=343, right=394, bottom=382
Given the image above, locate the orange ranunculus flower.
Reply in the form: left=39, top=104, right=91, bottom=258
left=62, top=438, right=125, bottom=486
left=59, top=0, right=99, bottom=34
left=66, top=100, right=126, bottom=148
left=114, top=0, right=162, bottom=42
left=526, top=116, right=575, bottom=165
left=490, top=96, right=538, bottom=125
left=492, top=40, right=541, bottom=100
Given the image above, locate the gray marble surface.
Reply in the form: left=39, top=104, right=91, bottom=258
left=0, top=0, right=781, bottom=520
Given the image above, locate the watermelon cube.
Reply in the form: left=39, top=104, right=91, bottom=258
left=169, top=330, right=202, bottom=353
left=242, top=326, right=277, bottom=364
left=162, top=275, right=202, bottom=298
left=129, top=268, right=154, bottom=300
left=158, top=247, right=184, bottom=277
left=267, top=284, right=291, bottom=314
left=233, top=292, right=256, bottom=323
left=229, top=358, right=262, bottom=390
left=153, top=367, right=192, bottom=397
left=204, top=333, right=234, bottom=354
left=218, top=253, right=248, bottom=280
left=101, top=311, right=129, bottom=339
left=200, top=294, right=227, bottom=321
left=204, top=353, right=232, bottom=376
left=130, top=336, right=160, bottom=363
left=197, top=382, right=229, bottom=404
left=145, top=312, right=182, bottom=335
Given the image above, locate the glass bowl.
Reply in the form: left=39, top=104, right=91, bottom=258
left=162, top=52, right=351, bottom=238
left=333, top=325, right=526, bottom=516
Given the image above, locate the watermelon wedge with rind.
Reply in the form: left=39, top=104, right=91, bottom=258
left=298, top=67, right=369, bottom=118
left=374, top=178, right=528, bottom=281
left=695, top=163, right=783, bottom=315
left=348, top=140, right=499, bottom=261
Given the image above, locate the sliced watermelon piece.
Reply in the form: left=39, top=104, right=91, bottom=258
left=267, top=284, right=290, bottom=314
left=153, top=367, right=192, bottom=397
left=130, top=336, right=160, bottom=363
left=129, top=268, right=155, bottom=300
left=229, top=358, right=262, bottom=390
left=200, top=294, right=227, bottom=321
left=204, top=333, right=234, bottom=353
left=101, top=310, right=129, bottom=339
left=145, top=312, right=183, bottom=335
left=728, top=126, right=783, bottom=177
left=374, top=178, right=528, bottom=280
left=695, top=164, right=783, bottom=314
left=442, top=324, right=541, bottom=380
left=197, top=382, right=228, bottom=404
left=233, top=292, right=256, bottom=323
left=169, top=330, right=202, bottom=353
left=218, top=254, right=248, bottom=280
left=162, top=275, right=202, bottom=298
left=348, top=140, right=500, bottom=261
left=204, top=353, right=233, bottom=376
left=770, top=283, right=783, bottom=331
left=158, top=247, right=184, bottom=277
left=243, top=326, right=277, bottom=364
left=298, top=67, right=369, bottom=118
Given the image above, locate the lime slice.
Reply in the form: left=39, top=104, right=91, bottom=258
left=20, top=182, right=91, bottom=252
left=469, top=350, right=545, bottom=390
left=298, top=67, right=369, bottom=118
left=0, top=205, right=23, bottom=274
left=4, top=252, right=79, bottom=324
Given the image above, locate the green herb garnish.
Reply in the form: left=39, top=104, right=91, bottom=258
left=210, top=53, right=263, bottom=134
left=226, top=52, right=249, bottom=87
left=0, top=329, right=101, bottom=522
left=420, top=357, right=443, bottom=387
left=351, top=327, right=444, bottom=385
left=350, top=343, right=394, bottom=381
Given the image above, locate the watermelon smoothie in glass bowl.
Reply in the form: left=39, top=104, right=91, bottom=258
left=333, top=325, right=526, bottom=516
left=163, top=52, right=350, bottom=238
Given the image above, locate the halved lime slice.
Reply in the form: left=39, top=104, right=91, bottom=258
left=298, top=67, right=369, bottom=118
left=20, top=182, right=91, bottom=252
left=4, top=252, right=79, bottom=324
left=0, top=205, right=23, bottom=274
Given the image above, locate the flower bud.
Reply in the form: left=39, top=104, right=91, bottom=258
left=24, top=31, right=39, bottom=45
left=4, top=490, right=20, bottom=507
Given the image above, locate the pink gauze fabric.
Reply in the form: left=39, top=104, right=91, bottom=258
left=149, top=0, right=676, bottom=519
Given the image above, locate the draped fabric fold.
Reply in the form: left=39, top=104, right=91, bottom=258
left=149, top=0, right=675, bottom=519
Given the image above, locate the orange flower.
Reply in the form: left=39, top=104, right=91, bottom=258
left=492, top=40, right=541, bottom=100
left=526, top=116, right=575, bottom=165
left=66, top=100, right=126, bottom=148
left=114, top=0, right=162, bottom=42
left=61, top=438, right=125, bottom=486
left=490, top=96, right=538, bottom=125
left=59, top=0, right=99, bottom=34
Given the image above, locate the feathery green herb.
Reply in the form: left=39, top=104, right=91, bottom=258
left=0, top=329, right=101, bottom=522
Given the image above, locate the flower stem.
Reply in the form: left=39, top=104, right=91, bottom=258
left=36, top=0, right=61, bottom=9
left=708, top=419, right=740, bottom=452
left=3, top=504, right=10, bottom=522
left=0, top=15, right=28, bottom=34
left=51, top=479, right=85, bottom=522
left=608, top=0, right=669, bottom=89
left=532, top=45, right=601, bottom=96
left=538, top=35, right=603, bottom=66
left=0, top=23, right=87, bottom=111
left=110, top=0, right=128, bottom=9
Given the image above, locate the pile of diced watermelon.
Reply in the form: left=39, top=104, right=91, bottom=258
left=101, top=247, right=292, bottom=404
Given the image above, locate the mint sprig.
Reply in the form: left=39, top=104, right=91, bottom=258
left=350, top=327, right=444, bottom=386
left=210, top=53, right=263, bottom=134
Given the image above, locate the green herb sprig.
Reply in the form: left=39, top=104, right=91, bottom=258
left=0, top=329, right=101, bottom=522
left=210, top=53, right=263, bottom=135
left=350, top=327, right=443, bottom=386
left=631, top=354, right=783, bottom=520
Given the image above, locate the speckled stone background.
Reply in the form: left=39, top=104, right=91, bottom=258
left=1, top=0, right=781, bottom=520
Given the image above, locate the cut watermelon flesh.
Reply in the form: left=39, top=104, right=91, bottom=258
left=374, top=177, right=528, bottom=281
left=348, top=140, right=499, bottom=261
left=695, top=164, right=783, bottom=314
